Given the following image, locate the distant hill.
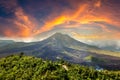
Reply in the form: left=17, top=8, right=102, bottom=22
left=0, top=33, right=120, bottom=70
left=100, top=46, right=120, bottom=52
left=0, top=55, right=120, bottom=80
left=0, top=40, right=14, bottom=47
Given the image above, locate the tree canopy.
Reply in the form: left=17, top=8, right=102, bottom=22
left=0, top=54, right=120, bottom=80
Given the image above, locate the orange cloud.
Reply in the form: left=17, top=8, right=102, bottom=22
left=4, top=8, right=37, bottom=37
left=14, top=8, right=36, bottom=37
left=4, top=29, right=14, bottom=37
left=96, top=23, right=111, bottom=32
left=40, top=15, right=67, bottom=32
left=34, top=0, right=120, bottom=40
left=35, top=3, right=112, bottom=35
left=114, top=33, right=120, bottom=39
left=35, top=4, right=88, bottom=34
left=94, top=0, right=102, bottom=7
left=33, top=1, right=120, bottom=41
left=70, top=4, right=88, bottom=19
left=72, top=32, right=106, bottom=40
left=2, top=0, right=120, bottom=40
left=72, top=29, right=120, bottom=40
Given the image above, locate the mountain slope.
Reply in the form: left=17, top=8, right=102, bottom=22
left=0, top=33, right=119, bottom=57
left=41, top=33, right=99, bottom=50
left=0, top=33, right=99, bottom=62
left=0, top=33, right=98, bottom=55
left=0, top=33, right=120, bottom=70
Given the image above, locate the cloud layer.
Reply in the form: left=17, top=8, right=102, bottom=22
left=0, top=0, right=120, bottom=40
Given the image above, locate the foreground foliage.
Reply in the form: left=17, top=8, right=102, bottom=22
left=0, top=54, right=120, bottom=80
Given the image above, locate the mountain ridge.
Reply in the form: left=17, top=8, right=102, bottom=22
left=0, top=33, right=120, bottom=70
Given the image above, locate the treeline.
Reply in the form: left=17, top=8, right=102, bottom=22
left=0, top=54, right=120, bottom=80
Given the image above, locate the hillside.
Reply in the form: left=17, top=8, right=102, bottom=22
left=0, top=33, right=120, bottom=58
left=0, top=54, right=120, bottom=80
left=0, top=33, right=120, bottom=70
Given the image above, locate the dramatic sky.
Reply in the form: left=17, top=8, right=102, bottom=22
left=0, top=0, right=120, bottom=44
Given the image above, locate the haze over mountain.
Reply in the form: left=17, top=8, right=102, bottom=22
left=0, top=40, right=14, bottom=47
left=0, top=33, right=98, bottom=56
left=0, top=33, right=120, bottom=70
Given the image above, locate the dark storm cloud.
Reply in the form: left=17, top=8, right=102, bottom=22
left=0, top=0, right=17, bottom=11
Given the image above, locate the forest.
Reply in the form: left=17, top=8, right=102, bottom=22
left=0, top=53, right=120, bottom=80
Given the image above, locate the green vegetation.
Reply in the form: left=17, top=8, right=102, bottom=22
left=84, top=55, right=93, bottom=61
left=0, top=54, right=120, bottom=80
left=89, top=49, right=120, bottom=57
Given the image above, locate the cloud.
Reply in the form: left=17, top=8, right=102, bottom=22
left=34, top=4, right=88, bottom=34
left=0, top=0, right=37, bottom=37
left=94, top=0, right=102, bottom=7
left=0, top=0, right=17, bottom=12
left=71, top=32, right=106, bottom=40
left=0, top=0, right=120, bottom=40
left=35, top=1, right=110, bottom=34
left=33, top=0, right=120, bottom=40
left=13, top=7, right=37, bottom=37
left=71, top=30, right=120, bottom=40
left=1, top=7, right=37, bottom=37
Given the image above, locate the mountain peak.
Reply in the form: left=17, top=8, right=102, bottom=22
left=51, top=33, right=68, bottom=37
left=43, top=32, right=88, bottom=47
left=49, top=33, right=72, bottom=41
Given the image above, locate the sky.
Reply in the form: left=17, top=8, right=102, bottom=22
left=0, top=0, right=120, bottom=46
